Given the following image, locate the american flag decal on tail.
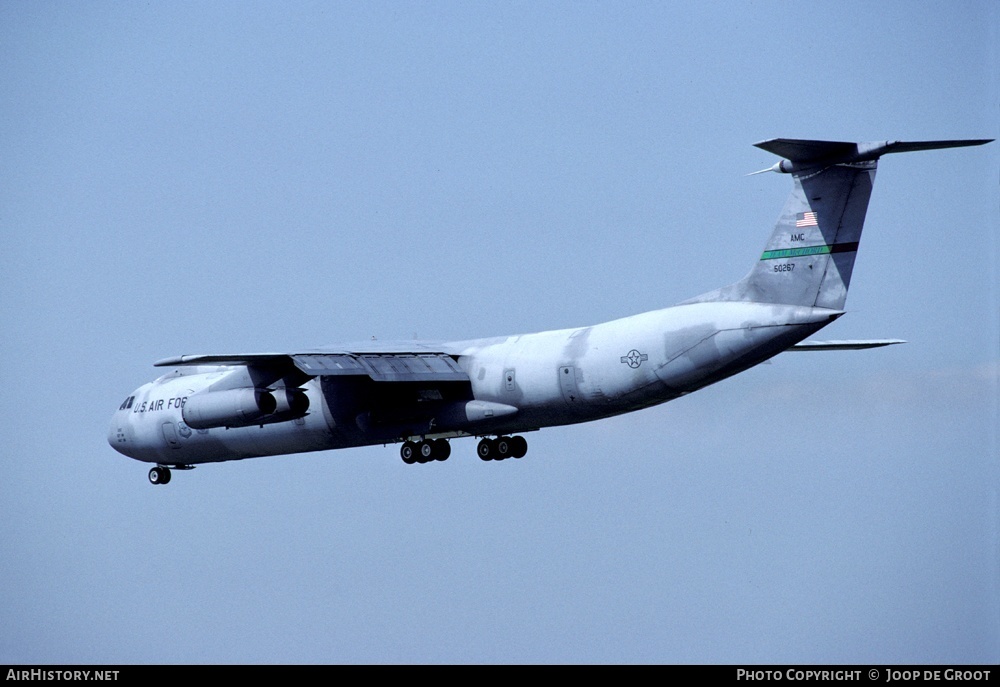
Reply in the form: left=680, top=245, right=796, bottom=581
left=795, top=211, right=818, bottom=227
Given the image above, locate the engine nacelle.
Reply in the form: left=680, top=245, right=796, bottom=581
left=182, top=388, right=277, bottom=429
left=271, top=387, right=310, bottom=416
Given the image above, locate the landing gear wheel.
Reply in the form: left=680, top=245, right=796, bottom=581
left=148, top=466, right=171, bottom=485
left=433, top=439, right=451, bottom=461
left=495, top=436, right=511, bottom=460
left=400, top=441, right=417, bottom=464
left=417, top=440, right=435, bottom=463
left=477, top=438, right=495, bottom=461
left=510, top=435, right=528, bottom=459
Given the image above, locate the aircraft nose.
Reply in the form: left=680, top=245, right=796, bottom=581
left=108, top=413, right=135, bottom=458
left=108, top=420, right=124, bottom=455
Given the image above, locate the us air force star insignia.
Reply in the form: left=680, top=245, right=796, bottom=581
left=621, top=349, right=648, bottom=369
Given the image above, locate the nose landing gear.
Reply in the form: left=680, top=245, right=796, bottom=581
left=147, top=464, right=194, bottom=485
left=148, top=466, right=171, bottom=485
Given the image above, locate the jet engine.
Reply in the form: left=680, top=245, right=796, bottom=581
left=270, top=387, right=310, bottom=417
left=182, top=388, right=279, bottom=429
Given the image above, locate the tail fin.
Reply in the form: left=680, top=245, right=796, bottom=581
left=687, top=138, right=992, bottom=309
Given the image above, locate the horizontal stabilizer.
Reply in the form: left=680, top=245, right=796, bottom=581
left=754, top=139, right=857, bottom=163
left=787, top=339, right=906, bottom=351
left=876, top=139, right=995, bottom=155
left=754, top=138, right=992, bottom=171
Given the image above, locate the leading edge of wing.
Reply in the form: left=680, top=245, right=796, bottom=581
left=153, top=340, right=455, bottom=367
left=153, top=353, right=294, bottom=367
left=787, top=339, right=906, bottom=351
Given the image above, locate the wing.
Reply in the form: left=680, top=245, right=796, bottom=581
left=153, top=346, right=493, bottom=438
left=154, top=346, right=469, bottom=383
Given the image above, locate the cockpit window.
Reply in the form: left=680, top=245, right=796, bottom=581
left=119, top=396, right=134, bottom=410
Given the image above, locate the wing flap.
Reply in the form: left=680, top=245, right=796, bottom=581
left=292, top=354, right=369, bottom=376
left=155, top=351, right=469, bottom=383
left=295, top=353, right=468, bottom=382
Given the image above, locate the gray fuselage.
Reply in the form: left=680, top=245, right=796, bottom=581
left=108, top=301, right=839, bottom=465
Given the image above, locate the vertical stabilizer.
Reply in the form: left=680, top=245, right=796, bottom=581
left=687, top=138, right=992, bottom=309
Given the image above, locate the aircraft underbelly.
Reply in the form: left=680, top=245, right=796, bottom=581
left=661, top=319, right=835, bottom=394
left=656, top=325, right=783, bottom=390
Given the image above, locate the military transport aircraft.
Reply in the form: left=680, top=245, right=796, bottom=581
left=109, top=137, right=991, bottom=484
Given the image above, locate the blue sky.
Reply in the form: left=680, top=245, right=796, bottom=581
left=2, top=1, right=997, bottom=663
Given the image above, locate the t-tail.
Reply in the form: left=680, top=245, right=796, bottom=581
left=687, top=138, right=992, bottom=309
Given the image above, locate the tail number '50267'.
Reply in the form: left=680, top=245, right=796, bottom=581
left=773, top=263, right=795, bottom=272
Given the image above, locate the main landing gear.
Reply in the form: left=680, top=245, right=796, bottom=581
left=399, top=436, right=529, bottom=464
left=400, top=438, right=452, bottom=464
left=477, top=435, right=528, bottom=461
